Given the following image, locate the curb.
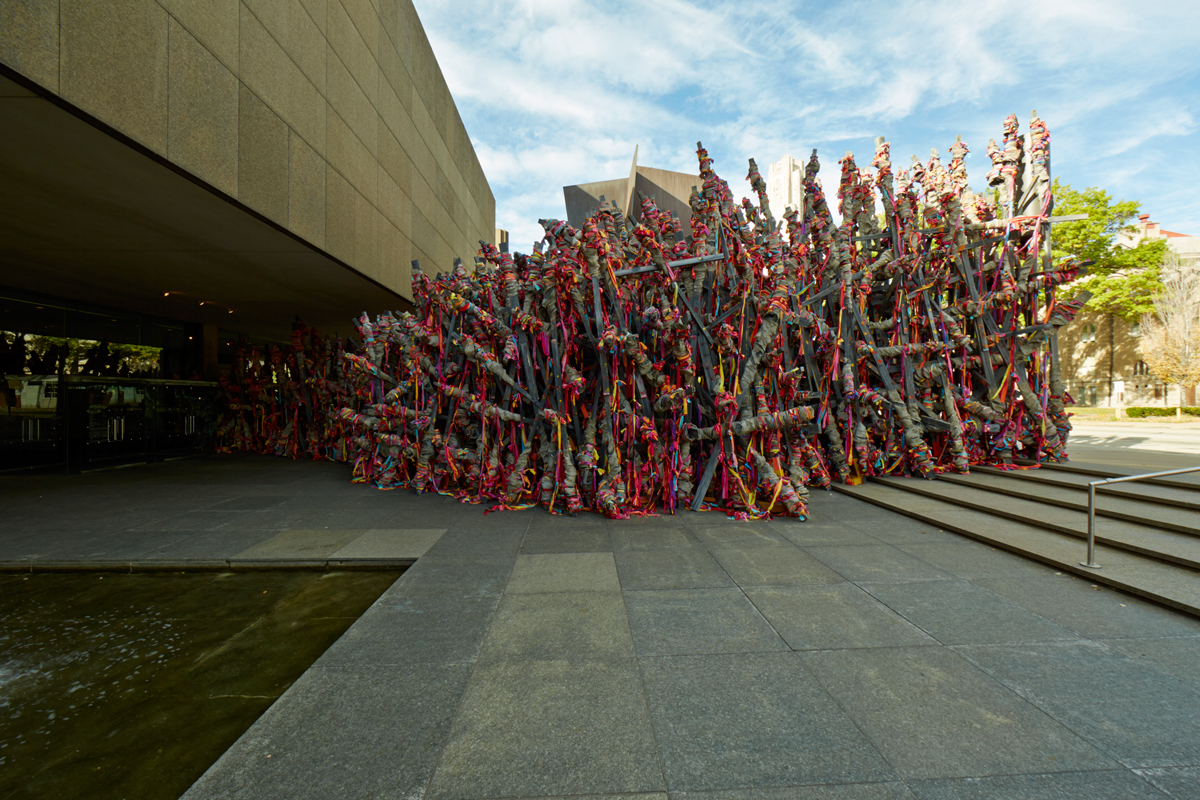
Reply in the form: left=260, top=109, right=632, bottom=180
left=0, top=558, right=416, bottom=574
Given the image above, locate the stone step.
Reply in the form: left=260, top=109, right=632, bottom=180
left=1017, top=458, right=1200, bottom=490
left=873, top=476, right=1200, bottom=571
left=974, top=465, right=1200, bottom=513
left=833, top=480, right=1200, bottom=618
left=937, top=471, right=1200, bottom=536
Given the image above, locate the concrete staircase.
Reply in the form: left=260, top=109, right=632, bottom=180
left=834, top=460, right=1200, bottom=616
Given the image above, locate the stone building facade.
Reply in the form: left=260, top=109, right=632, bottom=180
left=563, top=147, right=700, bottom=232
left=1058, top=215, right=1199, bottom=408
left=0, top=0, right=494, bottom=338
left=767, top=154, right=805, bottom=219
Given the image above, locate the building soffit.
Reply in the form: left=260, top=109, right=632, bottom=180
left=0, top=70, right=409, bottom=342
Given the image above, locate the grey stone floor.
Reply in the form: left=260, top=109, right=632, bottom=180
left=5, top=454, right=1200, bottom=799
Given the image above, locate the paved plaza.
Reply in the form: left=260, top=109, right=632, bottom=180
left=3, top=454, right=1200, bottom=799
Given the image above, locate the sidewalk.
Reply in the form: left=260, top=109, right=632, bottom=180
left=5, top=455, right=1200, bottom=798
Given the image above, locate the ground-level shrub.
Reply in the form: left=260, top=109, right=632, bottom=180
left=1125, top=406, right=1200, bottom=417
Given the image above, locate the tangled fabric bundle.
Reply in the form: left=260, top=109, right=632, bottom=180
left=214, top=322, right=356, bottom=461
left=217, top=112, right=1089, bottom=521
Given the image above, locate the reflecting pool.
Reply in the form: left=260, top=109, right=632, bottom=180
left=0, top=569, right=403, bottom=800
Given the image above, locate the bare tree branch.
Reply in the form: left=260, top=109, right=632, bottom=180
left=1140, top=251, right=1200, bottom=413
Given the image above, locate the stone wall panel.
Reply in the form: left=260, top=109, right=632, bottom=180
left=239, top=85, right=290, bottom=224
left=327, top=107, right=377, bottom=205
left=327, top=48, right=378, bottom=157
left=239, top=3, right=326, bottom=157
left=0, top=0, right=60, bottom=91
left=288, top=130, right=326, bottom=247
left=158, top=0, right=238, bottom=74
left=61, top=0, right=170, bottom=155
left=242, top=0, right=326, bottom=95
left=325, top=164, right=356, bottom=264
left=168, top=20, right=238, bottom=196
left=3, top=0, right=494, bottom=302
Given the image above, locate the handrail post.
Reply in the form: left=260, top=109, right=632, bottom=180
left=1081, top=480, right=1101, bottom=568
left=1076, top=464, right=1200, bottom=569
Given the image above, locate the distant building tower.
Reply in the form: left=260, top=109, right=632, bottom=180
left=767, top=155, right=805, bottom=218
left=563, top=146, right=700, bottom=231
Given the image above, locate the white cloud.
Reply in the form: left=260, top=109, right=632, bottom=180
left=413, top=0, right=1200, bottom=250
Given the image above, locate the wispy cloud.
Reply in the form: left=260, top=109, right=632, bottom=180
left=415, top=0, right=1200, bottom=250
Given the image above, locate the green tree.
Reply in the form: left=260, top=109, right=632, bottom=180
left=1050, top=179, right=1167, bottom=320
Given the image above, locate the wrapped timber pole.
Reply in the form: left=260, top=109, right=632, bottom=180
left=215, top=112, right=1091, bottom=521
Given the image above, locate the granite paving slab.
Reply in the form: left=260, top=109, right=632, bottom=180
left=326, top=528, right=445, bottom=559
left=862, top=581, right=1081, bottom=645
left=520, top=525, right=613, bottom=554
left=614, top=547, right=735, bottom=590
left=689, top=524, right=794, bottom=550
left=11, top=453, right=1200, bottom=798
left=1133, top=766, right=1200, bottom=797
left=775, top=522, right=886, bottom=547
left=708, top=545, right=845, bottom=586
left=506, top=552, right=621, bottom=593
left=851, top=522, right=964, bottom=546
left=0, top=529, right=125, bottom=561
left=906, top=770, right=1169, bottom=799
left=525, top=510, right=610, bottom=529
left=180, top=664, right=472, bottom=800
left=423, top=658, right=664, bottom=798
left=801, top=646, right=1114, bottom=779
left=975, top=573, right=1200, bottom=640
left=132, top=529, right=282, bottom=561
left=896, top=541, right=1053, bottom=580
left=670, top=786, right=916, bottom=800
left=476, top=591, right=634, bottom=662
left=744, top=584, right=936, bottom=650
left=232, top=529, right=367, bottom=560
left=639, top=652, right=895, bottom=791
left=203, top=495, right=292, bottom=511
left=805, top=544, right=956, bottom=583
left=37, top=530, right=191, bottom=561
left=953, top=639, right=1200, bottom=768
left=623, top=588, right=788, bottom=656
left=611, top=527, right=705, bottom=552
left=420, top=525, right=528, bottom=558
left=384, top=555, right=515, bottom=596
left=1105, top=635, right=1200, bottom=691
left=127, top=511, right=250, bottom=532
left=315, top=591, right=501, bottom=667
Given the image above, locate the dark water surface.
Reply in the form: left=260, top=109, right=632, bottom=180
left=0, top=570, right=403, bottom=800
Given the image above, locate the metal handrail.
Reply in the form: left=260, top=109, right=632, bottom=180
left=1081, top=466, right=1200, bottom=568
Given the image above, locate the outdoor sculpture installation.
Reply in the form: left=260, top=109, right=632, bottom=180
left=216, top=112, right=1090, bottom=520
left=215, top=321, right=356, bottom=461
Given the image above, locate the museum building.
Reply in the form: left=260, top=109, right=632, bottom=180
left=0, top=0, right=495, bottom=472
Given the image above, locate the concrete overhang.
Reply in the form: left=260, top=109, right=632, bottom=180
left=0, top=70, right=410, bottom=342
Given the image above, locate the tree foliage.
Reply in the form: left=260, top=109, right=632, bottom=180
left=1140, top=251, right=1200, bottom=403
left=1050, top=179, right=1167, bottom=319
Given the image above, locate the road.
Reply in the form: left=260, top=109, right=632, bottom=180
left=1068, top=420, right=1200, bottom=457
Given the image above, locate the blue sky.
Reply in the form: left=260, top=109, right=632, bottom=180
left=413, top=0, right=1200, bottom=253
